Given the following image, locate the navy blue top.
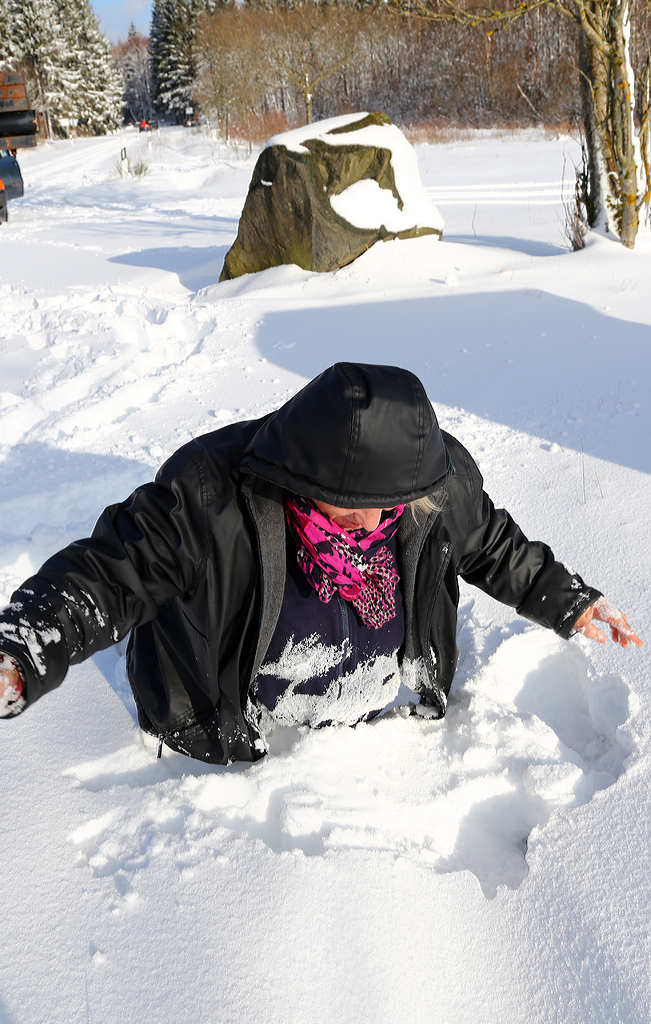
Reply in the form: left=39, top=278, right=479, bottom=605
left=252, top=530, right=405, bottom=727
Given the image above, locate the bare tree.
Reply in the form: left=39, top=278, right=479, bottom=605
left=261, top=4, right=359, bottom=125
left=114, top=23, right=153, bottom=123
left=323, top=8, right=579, bottom=127
left=393, top=0, right=651, bottom=248
left=193, top=2, right=584, bottom=133
left=194, top=8, right=271, bottom=140
left=194, top=3, right=360, bottom=134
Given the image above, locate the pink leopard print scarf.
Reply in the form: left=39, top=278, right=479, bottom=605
left=284, top=493, right=405, bottom=629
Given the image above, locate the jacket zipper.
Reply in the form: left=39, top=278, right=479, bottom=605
left=423, top=540, right=453, bottom=687
left=242, top=490, right=268, bottom=751
left=336, top=596, right=350, bottom=694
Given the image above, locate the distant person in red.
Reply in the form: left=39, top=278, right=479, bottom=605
left=0, top=364, right=643, bottom=762
left=139, top=119, right=150, bottom=132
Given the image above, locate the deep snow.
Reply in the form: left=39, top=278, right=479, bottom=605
left=0, top=126, right=650, bottom=1024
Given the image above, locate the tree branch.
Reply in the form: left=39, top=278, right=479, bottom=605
left=392, top=0, right=579, bottom=31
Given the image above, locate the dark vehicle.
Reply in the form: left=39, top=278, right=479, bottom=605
left=0, top=150, right=24, bottom=200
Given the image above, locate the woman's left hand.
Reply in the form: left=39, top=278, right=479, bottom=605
left=573, top=596, right=643, bottom=648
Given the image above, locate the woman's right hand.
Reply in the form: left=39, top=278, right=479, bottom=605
left=0, top=655, right=24, bottom=717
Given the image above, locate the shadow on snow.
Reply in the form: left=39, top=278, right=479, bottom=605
left=253, top=289, right=650, bottom=474
left=109, top=244, right=229, bottom=291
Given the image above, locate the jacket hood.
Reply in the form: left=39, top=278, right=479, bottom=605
left=240, top=363, right=452, bottom=507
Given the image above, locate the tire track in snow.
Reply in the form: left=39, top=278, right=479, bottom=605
left=426, top=181, right=574, bottom=205
left=0, top=280, right=293, bottom=603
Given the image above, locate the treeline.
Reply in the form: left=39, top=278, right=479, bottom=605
left=192, top=5, right=581, bottom=140
left=142, top=0, right=582, bottom=136
left=3, top=0, right=648, bottom=144
left=143, top=0, right=651, bottom=145
left=0, top=0, right=123, bottom=136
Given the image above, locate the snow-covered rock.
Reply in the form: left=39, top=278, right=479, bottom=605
left=219, top=112, right=443, bottom=280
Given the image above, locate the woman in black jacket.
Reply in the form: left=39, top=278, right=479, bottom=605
left=0, top=363, right=642, bottom=763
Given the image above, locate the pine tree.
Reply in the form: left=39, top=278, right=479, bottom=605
left=150, top=0, right=207, bottom=122
left=55, top=0, right=123, bottom=133
left=0, top=0, right=14, bottom=66
left=8, top=0, right=66, bottom=137
left=149, top=0, right=164, bottom=112
left=6, top=0, right=122, bottom=135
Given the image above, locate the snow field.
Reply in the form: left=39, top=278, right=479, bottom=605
left=0, top=126, right=650, bottom=1023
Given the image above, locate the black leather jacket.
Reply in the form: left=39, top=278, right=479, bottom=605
left=0, top=364, right=600, bottom=763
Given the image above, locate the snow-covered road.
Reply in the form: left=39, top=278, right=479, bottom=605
left=0, top=127, right=650, bottom=1024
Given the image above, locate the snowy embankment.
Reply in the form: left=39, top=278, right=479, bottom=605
left=0, top=127, right=650, bottom=1024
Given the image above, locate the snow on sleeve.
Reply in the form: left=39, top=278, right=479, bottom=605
left=266, top=113, right=444, bottom=235
left=0, top=652, right=25, bottom=717
left=0, top=616, right=62, bottom=677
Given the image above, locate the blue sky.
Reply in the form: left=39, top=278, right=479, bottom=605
left=92, top=0, right=151, bottom=43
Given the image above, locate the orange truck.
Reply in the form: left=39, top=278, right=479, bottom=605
left=0, top=72, right=38, bottom=223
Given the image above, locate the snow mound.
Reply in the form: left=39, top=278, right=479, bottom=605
left=330, top=178, right=418, bottom=234
left=70, top=630, right=632, bottom=900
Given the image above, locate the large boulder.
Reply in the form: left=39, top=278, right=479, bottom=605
left=219, top=111, right=443, bottom=281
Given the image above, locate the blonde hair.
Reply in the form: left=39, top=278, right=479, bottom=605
left=408, top=488, right=448, bottom=522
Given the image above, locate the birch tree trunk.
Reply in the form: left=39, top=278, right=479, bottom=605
left=579, top=1, right=640, bottom=246
left=578, top=29, right=609, bottom=230
left=402, top=0, right=650, bottom=248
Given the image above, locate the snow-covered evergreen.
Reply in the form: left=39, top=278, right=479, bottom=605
left=7, top=0, right=64, bottom=136
left=3, top=0, right=122, bottom=135
left=56, top=0, right=122, bottom=133
left=0, top=0, right=14, bottom=66
left=150, top=0, right=208, bottom=122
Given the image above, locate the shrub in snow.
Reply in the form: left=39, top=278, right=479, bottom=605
left=219, top=111, right=444, bottom=281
